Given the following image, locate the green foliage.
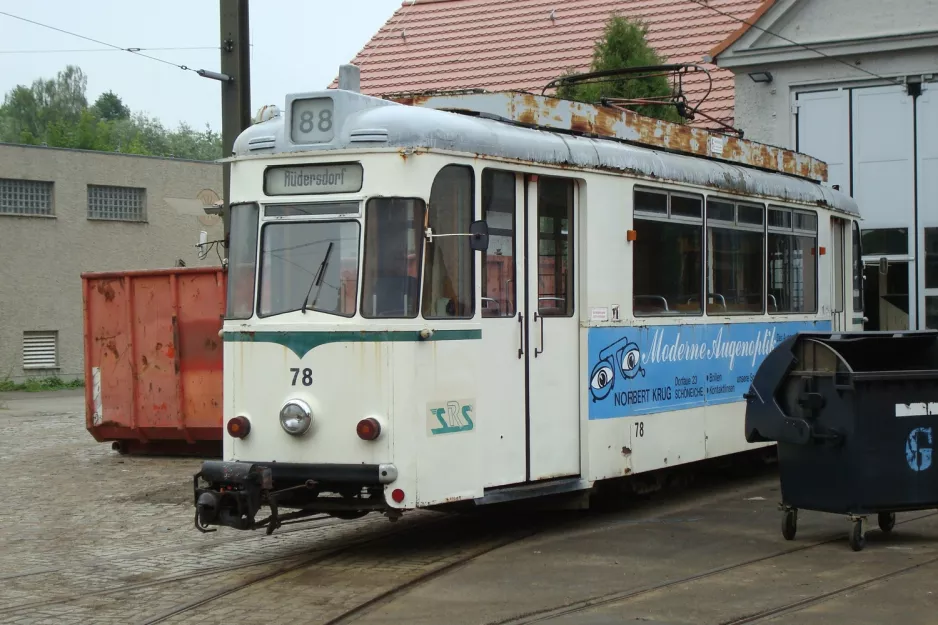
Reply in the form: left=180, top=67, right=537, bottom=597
left=0, top=65, right=221, bottom=160
left=556, top=15, right=683, bottom=123
left=0, top=377, right=84, bottom=393
left=91, top=91, right=131, bottom=121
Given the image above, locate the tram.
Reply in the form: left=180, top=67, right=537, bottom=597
left=193, top=67, right=862, bottom=533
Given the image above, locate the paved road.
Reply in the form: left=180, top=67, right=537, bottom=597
left=1, top=391, right=936, bottom=624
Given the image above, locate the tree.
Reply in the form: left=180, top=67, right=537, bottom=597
left=91, top=91, right=130, bottom=121
left=0, top=65, right=221, bottom=160
left=556, top=15, right=683, bottom=123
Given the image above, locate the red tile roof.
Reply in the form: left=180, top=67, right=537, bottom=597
left=337, top=0, right=764, bottom=128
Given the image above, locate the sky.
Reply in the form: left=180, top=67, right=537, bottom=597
left=0, top=0, right=402, bottom=131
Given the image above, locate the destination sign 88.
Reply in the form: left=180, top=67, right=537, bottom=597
left=291, top=97, right=335, bottom=143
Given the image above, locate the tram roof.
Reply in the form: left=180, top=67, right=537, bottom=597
left=234, top=89, right=859, bottom=217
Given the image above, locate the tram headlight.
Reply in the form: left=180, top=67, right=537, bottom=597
left=279, top=399, right=312, bottom=436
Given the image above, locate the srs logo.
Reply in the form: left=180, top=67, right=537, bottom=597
left=427, top=399, right=475, bottom=435
left=906, top=427, right=933, bottom=472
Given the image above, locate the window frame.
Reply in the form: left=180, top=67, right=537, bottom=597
left=422, top=164, right=476, bottom=320
left=256, top=218, right=362, bottom=319
left=481, top=168, right=518, bottom=319
left=766, top=205, right=819, bottom=315
left=705, top=197, right=766, bottom=316
left=86, top=184, right=147, bottom=222
left=225, top=202, right=260, bottom=321
left=0, top=178, right=54, bottom=217
left=360, top=197, right=426, bottom=320
left=535, top=175, right=577, bottom=318
left=632, top=185, right=705, bottom=318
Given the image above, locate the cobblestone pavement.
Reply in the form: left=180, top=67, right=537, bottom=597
left=0, top=391, right=555, bottom=625
left=7, top=391, right=935, bottom=625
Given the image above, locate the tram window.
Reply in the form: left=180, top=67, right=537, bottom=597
left=537, top=177, right=575, bottom=317
left=258, top=220, right=360, bottom=318
left=481, top=169, right=516, bottom=318
left=361, top=198, right=425, bottom=318
left=670, top=194, right=702, bottom=219
left=423, top=165, right=474, bottom=319
left=853, top=221, right=863, bottom=311
left=767, top=206, right=818, bottom=314
left=634, top=189, right=667, bottom=214
left=225, top=202, right=259, bottom=320
left=833, top=219, right=845, bottom=314
left=706, top=200, right=764, bottom=315
left=633, top=187, right=703, bottom=316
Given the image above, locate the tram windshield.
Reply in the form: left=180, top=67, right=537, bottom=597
left=258, top=220, right=360, bottom=317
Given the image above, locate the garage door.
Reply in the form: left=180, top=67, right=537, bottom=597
left=796, top=84, right=923, bottom=330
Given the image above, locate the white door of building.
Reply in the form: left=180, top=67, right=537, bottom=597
left=916, top=84, right=938, bottom=329
left=796, top=84, right=918, bottom=329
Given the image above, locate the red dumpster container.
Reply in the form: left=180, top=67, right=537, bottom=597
left=82, top=267, right=226, bottom=456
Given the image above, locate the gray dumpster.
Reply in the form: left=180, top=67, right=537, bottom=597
left=745, top=330, right=938, bottom=551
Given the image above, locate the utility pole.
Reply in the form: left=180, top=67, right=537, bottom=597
left=218, top=0, right=252, bottom=243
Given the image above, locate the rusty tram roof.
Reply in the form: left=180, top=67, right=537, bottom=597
left=232, top=89, right=858, bottom=217
left=390, top=90, right=829, bottom=183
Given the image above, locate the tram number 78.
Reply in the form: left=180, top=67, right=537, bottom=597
left=290, top=368, right=313, bottom=386
left=634, top=422, right=644, bottom=438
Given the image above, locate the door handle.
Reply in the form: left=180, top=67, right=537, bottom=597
left=534, top=311, right=544, bottom=357
left=517, top=312, right=524, bottom=359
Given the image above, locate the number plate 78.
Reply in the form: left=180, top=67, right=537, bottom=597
left=290, top=368, right=313, bottom=386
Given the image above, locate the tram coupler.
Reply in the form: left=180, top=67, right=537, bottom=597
left=193, top=460, right=273, bottom=532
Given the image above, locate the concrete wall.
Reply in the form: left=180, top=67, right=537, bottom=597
left=0, top=144, right=223, bottom=382
left=748, top=0, right=938, bottom=52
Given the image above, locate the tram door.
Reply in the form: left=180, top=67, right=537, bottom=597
left=524, top=175, right=580, bottom=481
left=831, top=217, right=848, bottom=330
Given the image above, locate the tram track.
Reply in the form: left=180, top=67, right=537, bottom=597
left=135, top=511, right=570, bottom=625
left=721, top=552, right=938, bottom=624
left=0, top=513, right=439, bottom=617
left=486, top=510, right=938, bottom=625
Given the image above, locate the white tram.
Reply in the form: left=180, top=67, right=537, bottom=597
left=193, top=69, right=863, bottom=532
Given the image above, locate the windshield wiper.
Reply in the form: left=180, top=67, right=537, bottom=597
left=301, top=241, right=334, bottom=314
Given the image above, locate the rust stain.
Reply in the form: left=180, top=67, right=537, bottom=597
left=517, top=108, right=537, bottom=126
left=96, top=281, right=116, bottom=302
left=570, top=113, right=592, bottom=134
left=105, top=340, right=119, bottom=360
left=141, top=355, right=149, bottom=369
left=166, top=344, right=175, bottom=359
left=593, top=110, right=615, bottom=137
left=155, top=342, right=163, bottom=351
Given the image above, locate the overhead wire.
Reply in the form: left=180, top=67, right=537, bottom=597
left=687, top=0, right=905, bottom=86
left=0, top=46, right=223, bottom=54
left=0, top=10, right=203, bottom=74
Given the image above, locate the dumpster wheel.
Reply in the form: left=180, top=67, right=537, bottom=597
left=781, top=508, right=797, bottom=541
left=878, top=512, right=896, bottom=534
left=849, top=519, right=866, bottom=551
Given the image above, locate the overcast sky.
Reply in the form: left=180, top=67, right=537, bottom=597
left=0, top=0, right=401, bottom=131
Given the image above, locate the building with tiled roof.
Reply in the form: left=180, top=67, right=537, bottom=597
left=336, top=0, right=765, bottom=128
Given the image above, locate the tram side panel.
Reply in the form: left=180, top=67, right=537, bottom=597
left=390, top=335, right=483, bottom=509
